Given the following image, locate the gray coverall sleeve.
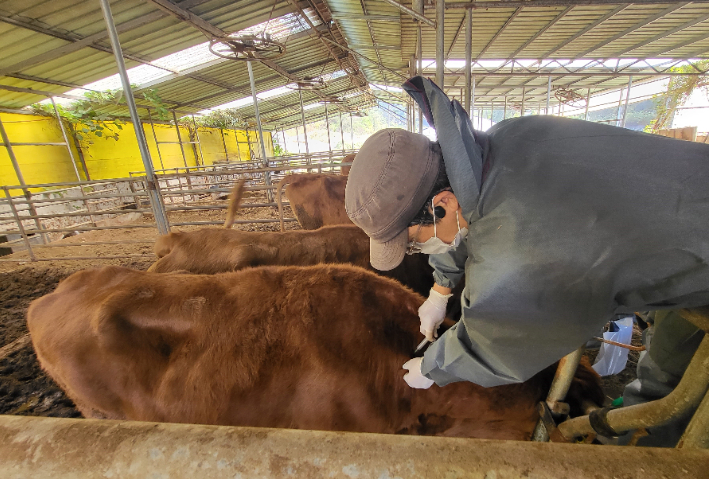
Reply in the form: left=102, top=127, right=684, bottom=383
left=428, top=240, right=468, bottom=289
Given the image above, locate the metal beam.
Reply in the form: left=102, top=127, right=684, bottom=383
left=331, top=13, right=400, bottom=21
left=612, top=14, right=709, bottom=57
left=540, top=5, right=627, bottom=58
left=477, top=8, right=522, bottom=58
left=509, top=7, right=573, bottom=58
left=464, top=8, right=472, bottom=113
left=446, top=15, right=467, bottom=60
left=0, top=0, right=213, bottom=78
left=435, top=0, right=702, bottom=8
left=436, top=0, right=445, bottom=87
left=577, top=3, right=688, bottom=57
left=100, top=0, right=169, bottom=235
left=380, top=0, right=436, bottom=27
left=649, top=33, right=710, bottom=56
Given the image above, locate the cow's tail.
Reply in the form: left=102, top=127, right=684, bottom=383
left=224, top=178, right=247, bottom=229
left=276, top=175, right=296, bottom=232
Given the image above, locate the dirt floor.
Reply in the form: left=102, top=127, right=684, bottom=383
left=0, top=194, right=640, bottom=422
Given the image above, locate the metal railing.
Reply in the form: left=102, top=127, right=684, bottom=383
left=0, top=152, right=355, bottom=263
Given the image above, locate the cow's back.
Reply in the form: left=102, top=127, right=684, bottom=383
left=28, top=265, right=603, bottom=439
left=284, top=174, right=352, bottom=229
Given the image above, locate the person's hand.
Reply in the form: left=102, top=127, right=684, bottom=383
left=402, top=357, right=434, bottom=389
left=418, top=288, right=452, bottom=341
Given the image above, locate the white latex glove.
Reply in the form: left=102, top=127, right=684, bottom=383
left=418, top=288, right=452, bottom=341
left=402, top=357, right=434, bottom=389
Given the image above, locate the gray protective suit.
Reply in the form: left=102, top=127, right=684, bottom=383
left=403, top=76, right=708, bottom=387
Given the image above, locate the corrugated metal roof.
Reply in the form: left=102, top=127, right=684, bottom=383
left=0, top=0, right=707, bottom=128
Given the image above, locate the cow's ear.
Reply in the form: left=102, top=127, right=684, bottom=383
left=91, top=289, right=196, bottom=356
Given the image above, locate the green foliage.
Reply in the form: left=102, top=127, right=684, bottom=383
left=30, top=86, right=170, bottom=143
left=272, top=144, right=285, bottom=156
left=190, top=109, right=243, bottom=129
left=646, top=60, right=709, bottom=133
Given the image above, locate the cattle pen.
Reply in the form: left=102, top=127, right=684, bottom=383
left=0, top=0, right=708, bottom=477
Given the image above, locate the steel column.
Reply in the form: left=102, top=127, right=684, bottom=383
left=50, top=98, right=81, bottom=182
left=298, top=89, right=310, bottom=161
left=233, top=128, right=243, bottom=160
left=503, top=96, right=508, bottom=119
left=171, top=110, right=189, bottom=168
left=325, top=103, right=332, bottom=153
left=66, top=123, right=91, bottom=180
left=99, top=0, right=168, bottom=235
left=615, top=85, right=625, bottom=126
left=620, top=76, right=633, bottom=128
left=191, top=115, right=205, bottom=165
left=436, top=0, right=444, bottom=88
left=417, top=18, right=423, bottom=133
left=464, top=8, right=472, bottom=113
left=220, top=128, right=229, bottom=162
left=146, top=109, right=165, bottom=170
left=340, top=111, right=345, bottom=153
left=520, top=87, right=526, bottom=116
left=546, top=76, right=551, bottom=114
left=2, top=186, right=36, bottom=261
left=281, top=129, right=287, bottom=154
left=350, top=113, right=354, bottom=149
left=584, top=88, right=591, bottom=121
left=246, top=60, right=272, bottom=200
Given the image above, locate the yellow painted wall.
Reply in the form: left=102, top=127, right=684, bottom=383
left=0, top=112, right=274, bottom=188
left=0, top=113, right=85, bottom=190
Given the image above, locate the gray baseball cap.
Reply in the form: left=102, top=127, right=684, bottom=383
left=345, top=128, right=443, bottom=271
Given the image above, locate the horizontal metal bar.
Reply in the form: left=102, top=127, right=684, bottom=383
left=0, top=254, right=154, bottom=263
left=0, top=415, right=706, bottom=478
left=155, top=141, right=200, bottom=144
left=438, top=0, right=701, bottom=8
left=2, top=176, right=143, bottom=190
left=7, top=191, right=145, bottom=205
left=165, top=203, right=281, bottom=211
left=442, top=71, right=706, bottom=77
left=4, top=224, right=156, bottom=235
left=171, top=218, right=297, bottom=226
left=0, top=142, right=68, bottom=147
left=8, top=208, right=152, bottom=221
left=31, top=240, right=157, bottom=248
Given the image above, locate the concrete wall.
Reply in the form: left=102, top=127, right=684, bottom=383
left=0, top=112, right=274, bottom=189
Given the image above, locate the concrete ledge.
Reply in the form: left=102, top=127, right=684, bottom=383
left=0, top=415, right=707, bottom=478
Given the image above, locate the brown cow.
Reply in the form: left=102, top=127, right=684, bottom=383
left=340, top=152, right=356, bottom=176
left=148, top=224, right=446, bottom=305
left=27, top=264, right=603, bottom=439
left=277, top=174, right=351, bottom=231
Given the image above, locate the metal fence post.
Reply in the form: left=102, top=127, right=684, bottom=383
left=191, top=115, right=206, bottom=166
left=171, top=110, right=189, bottom=168
left=325, top=103, right=332, bottom=154
left=3, top=186, right=36, bottom=261
left=0, top=116, right=48, bottom=244
left=99, top=0, right=169, bottom=235
left=247, top=60, right=272, bottom=201
left=339, top=111, right=345, bottom=154
left=546, top=76, right=551, bottom=114
left=621, top=76, right=633, bottom=128
left=146, top=108, right=165, bottom=170
left=584, top=88, right=591, bottom=121
left=50, top=98, right=82, bottom=182
left=298, top=90, right=310, bottom=162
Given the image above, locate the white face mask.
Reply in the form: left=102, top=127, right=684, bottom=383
left=409, top=199, right=468, bottom=255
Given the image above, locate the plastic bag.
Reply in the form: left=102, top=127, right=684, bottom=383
left=592, top=316, right=634, bottom=376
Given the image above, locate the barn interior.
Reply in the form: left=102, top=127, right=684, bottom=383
left=0, top=0, right=708, bottom=476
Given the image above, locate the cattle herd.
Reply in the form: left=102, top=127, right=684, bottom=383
left=26, top=171, right=604, bottom=440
